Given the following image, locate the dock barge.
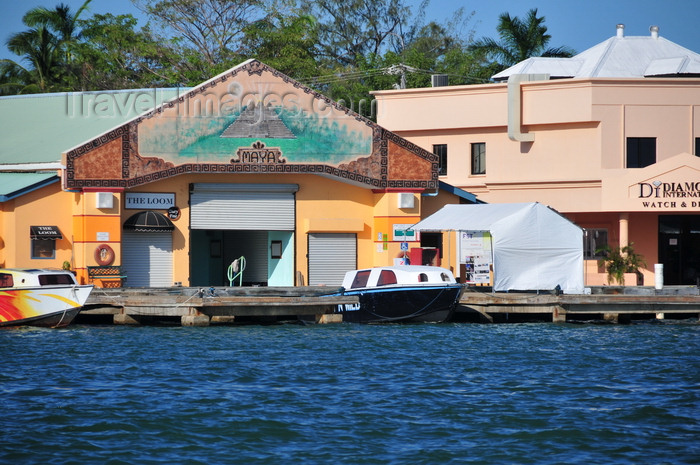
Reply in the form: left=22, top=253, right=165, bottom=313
left=79, top=285, right=700, bottom=326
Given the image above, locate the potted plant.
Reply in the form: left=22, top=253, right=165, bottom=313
left=62, top=260, right=76, bottom=276
left=596, top=243, right=646, bottom=285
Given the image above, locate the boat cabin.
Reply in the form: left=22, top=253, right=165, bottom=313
left=0, top=269, right=79, bottom=288
left=342, top=265, right=457, bottom=290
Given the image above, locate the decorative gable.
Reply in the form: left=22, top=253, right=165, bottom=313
left=64, top=60, right=437, bottom=190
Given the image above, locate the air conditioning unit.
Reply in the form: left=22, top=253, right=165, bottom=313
left=431, top=74, right=448, bottom=87
left=398, top=193, right=415, bottom=209
left=96, top=192, right=113, bottom=209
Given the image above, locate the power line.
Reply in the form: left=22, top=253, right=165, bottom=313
left=296, top=64, right=491, bottom=88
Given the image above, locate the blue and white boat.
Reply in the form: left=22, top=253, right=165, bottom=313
left=334, top=266, right=464, bottom=323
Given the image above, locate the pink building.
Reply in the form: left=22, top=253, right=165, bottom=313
left=374, top=25, right=700, bottom=286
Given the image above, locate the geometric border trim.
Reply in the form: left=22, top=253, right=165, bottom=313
left=65, top=60, right=439, bottom=191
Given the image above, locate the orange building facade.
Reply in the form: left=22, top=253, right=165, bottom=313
left=1, top=60, right=474, bottom=288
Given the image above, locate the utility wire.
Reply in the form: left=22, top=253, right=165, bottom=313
left=296, top=65, right=491, bottom=87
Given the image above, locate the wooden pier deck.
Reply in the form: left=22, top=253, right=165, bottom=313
left=81, top=286, right=357, bottom=326
left=456, top=286, right=700, bottom=323
left=79, top=285, right=700, bottom=326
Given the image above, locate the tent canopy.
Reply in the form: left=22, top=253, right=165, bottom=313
left=411, top=203, right=584, bottom=293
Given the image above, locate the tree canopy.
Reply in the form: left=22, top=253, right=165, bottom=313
left=468, top=8, right=575, bottom=71
left=1, top=0, right=575, bottom=113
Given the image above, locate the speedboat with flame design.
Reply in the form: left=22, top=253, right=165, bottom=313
left=0, top=269, right=93, bottom=328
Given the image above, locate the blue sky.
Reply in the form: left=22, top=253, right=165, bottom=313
left=1, top=0, right=697, bottom=62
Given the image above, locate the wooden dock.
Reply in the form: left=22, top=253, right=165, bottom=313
left=81, top=286, right=358, bottom=326
left=456, top=286, right=700, bottom=323
left=79, top=285, right=700, bottom=326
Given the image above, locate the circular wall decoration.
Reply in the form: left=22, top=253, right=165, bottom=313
left=94, top=244, right=115, bottom=266
left=167, top=206, right=181, bottom=221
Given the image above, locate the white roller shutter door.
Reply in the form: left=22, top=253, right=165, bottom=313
left=122, top=231, right=173, bottom=287
left=308, top=233, right=356, bottom=286
left=191, top=183, right=297, bottom=230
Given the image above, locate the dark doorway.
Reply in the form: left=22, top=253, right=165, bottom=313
left=420, top=233, right=443, bottom=259
left=658, top=215, right=700, bottom=285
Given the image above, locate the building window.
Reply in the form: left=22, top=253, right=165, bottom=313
left=433, top=144, right=447, bottom=176
left=471, top=143, right=485, bottom=175
left=583, top=229, right=608, bottom=259
left=695, top=137, right=699, bottom=156
left=626, top=137, right=656, bottom=168
left=31, top=239, right=56, bottom=259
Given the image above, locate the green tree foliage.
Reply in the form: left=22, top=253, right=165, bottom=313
left=1, top=0, right=92, bottom=93
left=469, top=8, right=575, bottom=71
left=299, top=0, right=409, bottom=66
left=77, top=13, right=179, bottom=89
left=133, top=0, right=267, bottom=83
left=0, top=1, right=576, bottom=98
left=241, top=11, right=319, bottom=81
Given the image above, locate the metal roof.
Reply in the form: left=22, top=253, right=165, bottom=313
left=0, top=173, right=59, bottom=202
left=0, top=88, right=186, bottom=199
left=493, top=25, right=700, bottom=81
left=437, top=181, right=484, bottom=204
left=0, top=88, right=187, bottom=166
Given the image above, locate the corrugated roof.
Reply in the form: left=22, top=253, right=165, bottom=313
left=0, top=88, right=186, bottom=165
left=0, top=172, right=58, bottom=201
left=493, top=26, right=700, bottom=81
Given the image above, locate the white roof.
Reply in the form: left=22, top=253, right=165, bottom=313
left=411, top=203, right=584, bottom=293
left=493, top=27, right=700, bottom=80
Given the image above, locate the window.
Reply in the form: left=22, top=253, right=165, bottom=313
left=31, top=239, right=56, bottom=259
left=351, top=270, right=371, bottom=289
left=39, top=273, right=75, bottom=285
left=433, top=144, right=447, bottom=176
left=471, top=142, right=485, bottom=175
left=695, top=137, right=699, bottom=157
left=377, top=270, right=397, bottom=286
left=0, top=273, right=14, bottom=287
left=626, top=137, right=656, bottom=168
left=583, top=229, right=608, bottom=259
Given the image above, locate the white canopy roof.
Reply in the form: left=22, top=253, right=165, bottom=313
left=411, top=203, right=584, bottom=293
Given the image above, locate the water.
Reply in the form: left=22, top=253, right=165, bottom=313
left=1, top=322, right=698, bottom=464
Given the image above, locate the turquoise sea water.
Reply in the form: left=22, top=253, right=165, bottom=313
left=1, top=322, right=698, bottom=464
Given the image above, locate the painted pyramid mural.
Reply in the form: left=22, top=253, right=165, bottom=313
left=64, top=60, right=437, bottom=190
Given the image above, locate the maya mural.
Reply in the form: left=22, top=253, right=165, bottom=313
left=64, top=60, right=437, bottom=190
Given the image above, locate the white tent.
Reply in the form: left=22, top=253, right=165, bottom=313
left=411, top=203, right=584, bottom=293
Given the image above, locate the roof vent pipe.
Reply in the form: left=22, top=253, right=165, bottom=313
left=616, top=24, right=625, bottom=38
left=650, top=25, right=659, bottom=39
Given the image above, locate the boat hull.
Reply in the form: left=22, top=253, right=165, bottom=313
left=0, top=286, right=93, bottom=328
left=336, top=284, right=464, bottom=323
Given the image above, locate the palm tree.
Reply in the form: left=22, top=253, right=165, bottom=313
left=469, top=8, right=574, bottom=70
left=1, top=1, right=92, bottom=94
left=24, top=1, right=92, bottom=63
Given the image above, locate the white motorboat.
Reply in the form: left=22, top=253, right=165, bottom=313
left=0, top=269, right=93, bottom=328
left=333, top=265, right=464, bottom=323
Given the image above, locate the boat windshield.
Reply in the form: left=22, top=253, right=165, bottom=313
left=0, top=273, right=13, bottom=287
left=377, top=270, right=397, bottom=286
left=38, top=273, right=76, bottom=286
left=351, top=270, right=371, bottom=288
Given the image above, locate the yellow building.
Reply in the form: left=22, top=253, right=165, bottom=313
left=0, top=60, right=477, bottom=288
